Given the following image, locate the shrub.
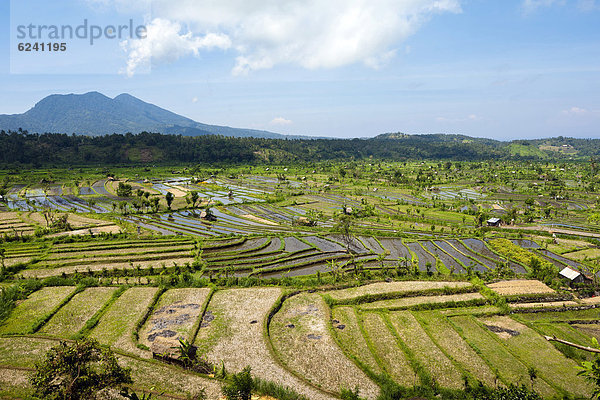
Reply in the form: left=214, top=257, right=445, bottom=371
left=222, top=366, right=253, bottom=400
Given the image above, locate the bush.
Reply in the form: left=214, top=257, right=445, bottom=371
left=222, top=366, right=253, bottom=400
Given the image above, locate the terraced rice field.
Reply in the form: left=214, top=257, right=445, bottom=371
left=389, top=311, right=463, bottom=389
left=195, top=288, right=338, bottom=400
left=479, top=315, right=591, bottom=397
left=487, top=279, right=555, bottom=296
left=330, top=307, right=383, bottom=375
left=39, top=287, right=117, bottom=337
left=90, top=287, right=159, bottom=354
left=0, top=286, right=75, bottom=334
left=359, top=292, right=484, bottom=311
left=462, top=238, right=527, bottom=273
left=412, top=311, right=496, bottom=386
left=270, top=292, right=379, bottom=399
left=139, top=288, right=211, bottom=348
left=449, top=315, right=557, bottom=397
left=359, top=312, right=414, bottom=386
left=379, top=238, right=411, bottom=260
left=326, top=280, right=472, bottom=302
left=406, top=242, right=436, bottom=271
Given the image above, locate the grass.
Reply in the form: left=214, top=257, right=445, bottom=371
left=0, top=286, right=75, bottom=334
left=359, top=292, right=485, bottom=311
left=388, top=311, right=463, bottom=389
left=39, top=287, right=117, bottom=338
left=531, top=322, right=597, bottom=362
left=360, top=311, right=415, bottom=387
left=479, top=315, right=592, bottom=397
left=0, top=336, right=55, bottom=368
left=412, top=310, right=496, bottom=387
left=330, top=306, right=382, bottom=375
left=325, top=280, right=472, bottom=303
left=515, top=308, right=600, bottom=323
left=89, top=287, right=159, bottom=353
left=269, top=292, right=379, bottom=399
left=448, top=315, right=556, bottom=397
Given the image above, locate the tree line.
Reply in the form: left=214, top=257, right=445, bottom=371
left=1, top=130, right=598, bottom=166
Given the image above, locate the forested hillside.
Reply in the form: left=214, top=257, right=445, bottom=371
left=1, top=130, right=599, bottom=166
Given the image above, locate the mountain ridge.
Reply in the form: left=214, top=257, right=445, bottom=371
left=0, top=91, right=300, bottom=139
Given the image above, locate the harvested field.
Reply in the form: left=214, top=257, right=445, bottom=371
left=360, top=312, right=414, bottom=386
left=573, top=323, right=600, bottom=342
left=533, top=322, right=597, bottom=362
left=195, top=288, right=338, bottom=400
left=0, top=286, right=75, bottom=334
left=331, top=307, right=382, bottom=375
left=389, top=311, right=463, bottom=389
left=40, top=287, right=117, bottom=337
left=515, top=308, right=600, bottom=323
left=413, top=311, right=496, bottom=386
left=0, top=336, right=55, bottom=368
left=480, top=315, right=591, bottom=397
left=327, top=281, right=472, bottom=302
left=47, top=225, right=122, bottom=237
left=117, top=354, right=222, bottom=399
left=509, top=300, right=579, bottom=309
left=449, top=315, right=556, bottom=397
left=359, top=292, right=484, bottom=311
left=139, top=288, right=211, bottom=348
left=270, top=292, right=379, bottom=399
left=20, top=257, right=194, bottom=278
left=486, top=279, right=555, bottom=296
left=241, top=214, right=278, bottom=225
left=90, top=287, right=158, bottom=355
left=0, top=336, right=222, bottom=400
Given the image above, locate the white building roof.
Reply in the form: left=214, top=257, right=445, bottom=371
left=559, top=267, right=581, bottom=281
left=487, top=218, right=501, bottom=223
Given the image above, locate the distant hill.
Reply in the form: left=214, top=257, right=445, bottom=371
left=0, top=92, right=296, bottom=139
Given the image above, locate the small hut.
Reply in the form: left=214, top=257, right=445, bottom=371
left=487, top=217, right=502, bottom=227
left=200, top=210, right=217, bottom=222
left=559, top=267, right=585, bottom=286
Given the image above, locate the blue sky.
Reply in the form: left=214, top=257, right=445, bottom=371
left=1, top=0, right=599, bottom=139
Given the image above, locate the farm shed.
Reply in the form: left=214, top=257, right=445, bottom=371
left=487, top=217, right=502, bottom=227
left=559, top=267, right=585, bottom=285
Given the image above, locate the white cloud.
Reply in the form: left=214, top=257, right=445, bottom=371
left=192, top=97, right=198, bottom=103
left=521, top=0, right=565, bottom=13
left=521, top=0, right=599, bottom=13
left=98, top=0, right=462, bottom=75
left=577, top=0, right=600, bottom=11
left=270, top=117, right=293, bottom=126
left=562, top=106, right=592, bottom=115
left=120, top=18, right=231, bottom=76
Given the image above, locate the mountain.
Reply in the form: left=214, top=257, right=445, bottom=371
left=0, top=91, right=292, bottom=139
